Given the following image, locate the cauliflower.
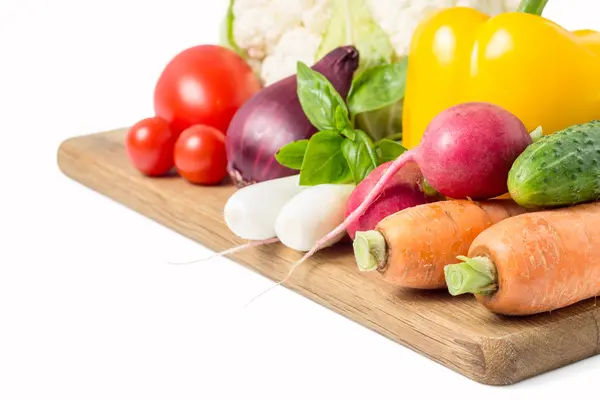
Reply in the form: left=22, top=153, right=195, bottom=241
left=223, top=0, right=522, bottom=86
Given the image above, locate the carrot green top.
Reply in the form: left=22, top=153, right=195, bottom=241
left=444, top=256, right=499, bottom=296
left=353, top=230, right=387, bottom=272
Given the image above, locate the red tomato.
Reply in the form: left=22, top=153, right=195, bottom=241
left=154, top=45, right=261, bottom=135
left=174, top=125, right=227, bottom=185
left=125, top=117, right=178, bottom=176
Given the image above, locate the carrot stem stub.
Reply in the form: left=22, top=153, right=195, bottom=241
left=354, top=230, right=387, bottom=272
left=444, top=256, right=498, bottom=296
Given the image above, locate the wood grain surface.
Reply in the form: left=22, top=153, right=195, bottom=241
left=57, top=128, right=600, bottom=386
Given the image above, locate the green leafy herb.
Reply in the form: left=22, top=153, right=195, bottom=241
left=335, top=105, right=354, bottom=139
left=276, top=53, right=409, bottom=186
left=275, top=139, right=309, bottom=170
left=299, top=131, right=351, bottom=185
left=378, top=139, right=408, bottom=163
left=297, top=61, right=348, bottom=131
left=348, top=58, right=408, bottom=116
left=342, top=130, right=379, bottom=183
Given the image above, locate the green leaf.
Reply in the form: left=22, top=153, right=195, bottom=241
left=219, top=0, right=245, bottom=58
left=422, top=178, right=439, bottom=197
left=296, top=62, right=348, bottom=132
left=355, top=101, right=404, bottom=142
left=299, top=131, right=351, bottom=186
left=316, top=0, right=395, bottom=74
left=335, top=106, right=354, bottom=139
left=378, top=139, right=407, bottom=163
left=275, top=140, right=309, bottom=170
left=342, top=130, right=379, bottom=184
left=383, top=133, right=403, bottom=142
left=348, top=58, right=408, bottom=116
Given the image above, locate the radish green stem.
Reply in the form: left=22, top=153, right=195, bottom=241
left=422, top=178, right=439, bottom=197
left=354, top=231, right=387, bottom=272
left=517, top=0, right=549, bottom=16
left=444, top=256, right=498, bottom=296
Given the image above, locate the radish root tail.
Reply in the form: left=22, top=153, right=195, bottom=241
left=166, top=237, right=280, bottom=265
left=243, top=255, right=305, bottom=308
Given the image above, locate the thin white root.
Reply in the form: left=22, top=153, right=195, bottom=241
left=243, top=256, right=306, bottom=309
left=166, top=238, right=280, bottom=266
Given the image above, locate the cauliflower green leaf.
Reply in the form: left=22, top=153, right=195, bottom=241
left=219, top=0, right=245, bottom=58
left=316, top=0, right=395, bottom=73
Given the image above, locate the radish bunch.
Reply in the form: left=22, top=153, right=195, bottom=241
left=224, top=175, right=355, bottom=252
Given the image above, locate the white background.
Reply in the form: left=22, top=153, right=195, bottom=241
left=1, top=1, right=599, bottom=399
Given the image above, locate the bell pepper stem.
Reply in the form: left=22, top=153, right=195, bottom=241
left=530, top=126, right=544, bottom=142
left=354, top=231, right=387, bottom=272
left=444, top=256, right=498, bottom=296
left=517, top=0, right=549, bottom=16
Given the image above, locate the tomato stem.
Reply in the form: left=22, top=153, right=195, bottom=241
left=444, top=256, right=498, bottom=296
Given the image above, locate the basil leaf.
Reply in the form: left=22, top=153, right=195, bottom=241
left=347, top=58, right=408, bottom=116
left=342, top=130, right=379, bottom=184
left=335, top=106, right=355, bottom=140
left=297, top=61, right=348, bottom=131
left=299, top=131, right=351, bottom=186
left=275, top=139, right=309, bottom=170
left=378, top=139, right=407, bottom=163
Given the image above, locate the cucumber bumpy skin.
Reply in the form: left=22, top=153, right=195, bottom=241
left=508, top=120, right=600, bottom=208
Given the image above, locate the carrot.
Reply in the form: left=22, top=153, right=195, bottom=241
left=353, top=199, right=527, bottom=289
left=444, top=202, right=600, bottom=316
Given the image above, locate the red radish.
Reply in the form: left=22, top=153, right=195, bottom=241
left=288, top=102, right=533, bottom=272
left=345, top=160, right=442, bottom=240
left=418, top=102, right=531, bottom=199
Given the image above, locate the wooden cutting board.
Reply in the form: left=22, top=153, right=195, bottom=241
left=57, top=128, right=600, bottom=386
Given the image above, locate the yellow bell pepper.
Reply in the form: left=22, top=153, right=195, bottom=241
left=401, top=0, right=600, bottom=149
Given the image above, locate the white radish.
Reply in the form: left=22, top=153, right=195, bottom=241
left=223, top=174, right=307, bottom=240
left=275, top=184, right=356, bottom=252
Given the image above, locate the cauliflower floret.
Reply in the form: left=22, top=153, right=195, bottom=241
left=232, top=0, right=331, bottom=84
left=261, top=28, right=325, bottom=86
left=302, top=0, right=333, bottom=35
left=233, top=0, right=328, bottom=62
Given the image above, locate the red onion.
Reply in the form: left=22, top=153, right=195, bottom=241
left=226, top=46, right=360, bottom=187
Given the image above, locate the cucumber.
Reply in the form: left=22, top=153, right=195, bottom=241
left=507, top=120, right=600, bottom=208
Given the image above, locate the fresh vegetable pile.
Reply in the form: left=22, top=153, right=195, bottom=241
left=125, top=0, right=600, bottom=317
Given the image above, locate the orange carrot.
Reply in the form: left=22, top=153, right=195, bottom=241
left=353, top=199, right=527, bottom=289
left=444, top=202, right=600, bottom=316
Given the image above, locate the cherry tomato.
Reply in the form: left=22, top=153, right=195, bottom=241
left=125, top=116, right=177, bottom=176
left=174, top=125, right=227, bottom=185
left=154, top=45, right=261, bottom=135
